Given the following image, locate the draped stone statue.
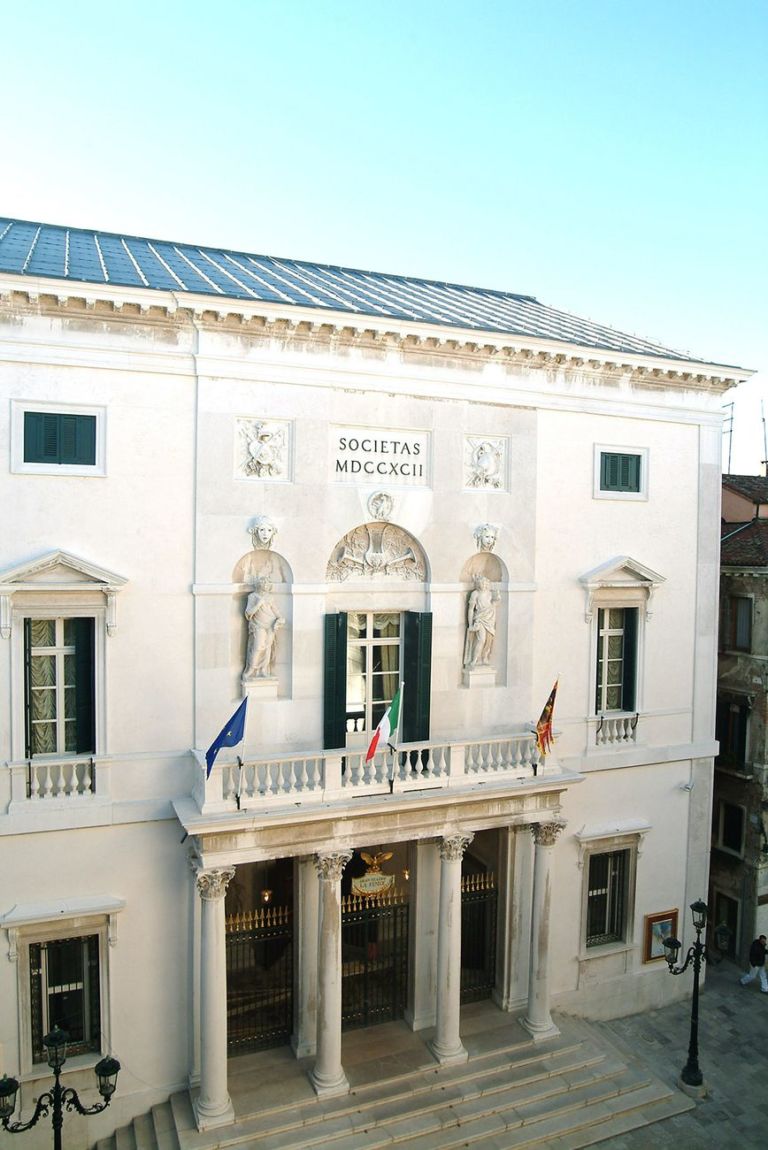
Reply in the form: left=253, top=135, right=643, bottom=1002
left=243, top=577, right=284, bottom=679
left=463, top=575, right=500, bottom=669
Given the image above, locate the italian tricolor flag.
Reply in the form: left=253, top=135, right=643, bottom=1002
left=365, top=685, right=402, bottom=763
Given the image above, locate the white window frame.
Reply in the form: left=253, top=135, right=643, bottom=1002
left=589, top=594, right=646, bottom=718
left=576, top=823, right=648, bottom=959
left=11, top=399, right=107, bottom=477
left=1, top=898, right=123, bottom=1079
left=345, top=610, right=403, bottom=745
left=593, top=444, right=649, bottom=501
left=11, top=603, right=106, bottom=762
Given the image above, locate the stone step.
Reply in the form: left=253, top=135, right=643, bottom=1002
left=114, top=1122, right=138, bottom=1150
left=133, top=1111, right=156, bottom=1150
left=152, top=1101, right=181, bottom=1150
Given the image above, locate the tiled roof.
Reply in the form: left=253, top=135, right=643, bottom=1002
left=722, top=475, right=768, bottom=505
left=0, top=217, right=724, bottom=366
left=721, top=520, right=768, bottom=566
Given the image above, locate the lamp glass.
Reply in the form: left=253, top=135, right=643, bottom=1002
left=43, top=1026, right=69, bottom=1070
left=0, top=1075, right=19, bottom=1120
left=94, top=1056, right=121, bottom=1100
left=690, top=900, right=708, bottom=931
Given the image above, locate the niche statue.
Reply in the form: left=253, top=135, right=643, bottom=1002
left=243, top=577, right=284, bottom=680
left=463, top=575, right=500, bottom=669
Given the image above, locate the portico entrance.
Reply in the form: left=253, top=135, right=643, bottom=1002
left=341, top=889, right=409, bottom=1029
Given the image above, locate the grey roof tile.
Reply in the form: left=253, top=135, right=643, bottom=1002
left=0, top=217, right=738, bottom=367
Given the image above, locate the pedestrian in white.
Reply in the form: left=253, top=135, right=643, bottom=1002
left=740, top=934, right=768, bottom=992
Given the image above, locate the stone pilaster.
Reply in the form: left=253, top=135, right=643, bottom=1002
left=521, top=821, right=565, bottom=1041
left=195, top=867, right=235, bottom=1130
left=430, top=831, right=473, bottom=1065
left=309, top=850, right=352, bottom=1097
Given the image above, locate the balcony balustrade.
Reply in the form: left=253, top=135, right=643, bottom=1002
left=195, top=731, right=552, bottom=814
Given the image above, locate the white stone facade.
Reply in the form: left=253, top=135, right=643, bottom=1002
left=0, top=266, right=748, bottom=1146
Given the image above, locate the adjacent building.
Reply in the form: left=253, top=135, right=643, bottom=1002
left=712, top=475, right=768, bottom=957
left=0, top=217, right=751, bottom=1146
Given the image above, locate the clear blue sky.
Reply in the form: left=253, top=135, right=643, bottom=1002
left=3, top=0, right=766, bottom=470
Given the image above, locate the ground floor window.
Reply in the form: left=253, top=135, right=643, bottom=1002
left=29, top=934, right=101, bottom=1063
left=586, top=849, right=629, bottom=947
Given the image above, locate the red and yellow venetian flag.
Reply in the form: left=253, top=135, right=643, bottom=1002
left=535, top=681, right=558, bottom=757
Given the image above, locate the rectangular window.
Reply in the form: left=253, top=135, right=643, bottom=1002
left=345, top=612, right=401, bottom=736
left=716, top=697, right=748, bottom=766
left=586, top=849, right=629, bottom=947
left=29, top=935, right=101, bottom=1063
left=713, top=800, right=746, bottom=857
left=24, top=412, right=97, bottom=466
left=600, top=452, right=641, bottom=493
left=595, top=607, right=638, bottom=713
left=24, top=618, right=95, bottom=756
left=728, top=596, right=752, bottom=652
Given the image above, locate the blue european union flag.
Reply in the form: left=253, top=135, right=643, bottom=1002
left=205, top=698, right=248, bottom=777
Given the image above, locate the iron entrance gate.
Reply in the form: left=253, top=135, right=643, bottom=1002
left=460, top=871, right=497, bottom=1002
left=225, top=905, right=293, bottom=1054
left=341, top=890, right=408, bottom=1029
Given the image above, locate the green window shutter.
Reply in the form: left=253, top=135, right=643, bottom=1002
left=622, top=608, right=638, bottom=711
left=24, top=412, right=60, bottom=463
left=323, top=612, right=347, bottom=749
left=29, top=942, right=44, bottom=1062
left=23, top=412, right=96, bottom=465
left=71, top=617, right=96, bottom=753
left=60, top=414, right=97, bottom=465
left=23, top=618, right=33, bottom=759
left=601, top=452, right=641, bottom=492
left=86, top=934, right=102, bottom=1049
left=401, top=611, right=432, bottom=744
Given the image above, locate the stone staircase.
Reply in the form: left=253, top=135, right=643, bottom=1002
left=96, top=1012, right=693, bottom=1150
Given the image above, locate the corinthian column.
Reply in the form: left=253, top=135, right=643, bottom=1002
left=521, top=821, right=565, bottom=1041
left=195, top=867, right=235, bottom=1130
left=310, top=850, right=352, bottom=1097
left=430, top=831, right=473, bottom=1065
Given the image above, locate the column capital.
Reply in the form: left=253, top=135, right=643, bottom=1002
left=530, top=821, right=566, bottom=848
left=439, top=831, right=474, bottom=862
left=314, top=850, right=353, bottom=882
left=196, top=867, right=235, bottom=901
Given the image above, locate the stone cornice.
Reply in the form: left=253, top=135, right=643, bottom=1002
left=0, top=277, right=750, bottom=394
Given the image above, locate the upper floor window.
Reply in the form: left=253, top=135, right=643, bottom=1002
left=725, top=595, right=752, bottom=652
left=594, top=445, right=648, bottom=501
left=25, top=617, right=95, bottom=756
left=345, top=612, right=400, bottom=737
left=24, top=412, right=96, bottom=466
left=595, top=607, right=638, bottom=713
left=11, top=401, right=106, bottom=476
left=713, top=800, right=746, bottom=857
left=324, top=610, right=432, bottom=750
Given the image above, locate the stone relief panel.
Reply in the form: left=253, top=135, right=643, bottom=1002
left=463, top=435, right=508, bottom=491
left=326, top=522, right=426, bottom=582
left=236, top=418, right=291, bottom=481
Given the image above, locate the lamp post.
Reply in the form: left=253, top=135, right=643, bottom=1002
left=0, top=1027, right=120, bottom=1150
left=662, top=899, right=710, bottom=1092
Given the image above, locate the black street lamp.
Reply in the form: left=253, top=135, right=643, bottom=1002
left=0, top=1027, right=120, bottom=1150
left=662, top=898, right=711, bottom=1091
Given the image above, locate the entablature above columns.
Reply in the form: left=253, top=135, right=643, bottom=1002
left=174, top=778, right=578, bottom=870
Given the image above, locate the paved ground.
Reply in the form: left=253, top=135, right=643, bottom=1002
left=591, top=955, right=768, bottom=1147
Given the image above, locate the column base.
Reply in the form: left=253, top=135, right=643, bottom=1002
left=194, top=1095, right=235, bottom=1131
left=519, top=1014, right=560, bottom=1042
left=428, top=1039, right=469, bottom=1066
left=678, top=1075, right=708, bottom=1098
left=309, top=1067, right=350, bottom=1097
